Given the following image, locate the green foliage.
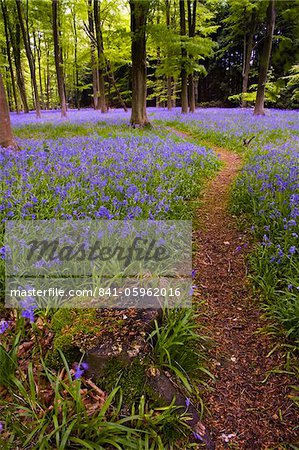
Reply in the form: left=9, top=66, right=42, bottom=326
left=148, top=308, right=213, bottom=392
left=284, top=64, right=299, bottom=103
left=0, top=352, right=193, bottom=449
left=0, top=332, right=21, bottom=388
left=228, top=80, right=283, bottom=105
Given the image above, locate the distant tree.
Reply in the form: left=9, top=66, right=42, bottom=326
left=93, top=0, right=108, bottom=113
left=86, top=0, right=99, bottom=110
left=16, top=0, right=41, bottom=118
left=0, top=71, right=16, bottom=148
left=165, top=0, right=172, bottom=110
left=187, top=0, right=197, bottom=112
left=254, top=0, right=276, bottom=115
left=52, top=0, right=67, bottom=117
left=130, top=0, right=150, bottom=126
left=0, top=0, right=18, bottom=112
left=180, top=0, right=188, bottom=113
left=2, top=0, right=29, bottom=113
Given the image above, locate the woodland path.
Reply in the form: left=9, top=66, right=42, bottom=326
left=169, top=128, right=298, bottom=450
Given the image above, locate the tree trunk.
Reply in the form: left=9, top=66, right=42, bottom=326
left=0, top=72, right=16, bottom=148
left=129, top=0, right=150, bottom=126
left=16, top=0, right=41, bottom=118
left=165, top=0, right=172, bottom=110
left=167, top=76, right=172, bottom=110
left=187, top=0, right=196, bottom=112
left=254, top=0, right=275, bottom=115
left=32, top=30, right=45, bottom=109
left=87, top=0, right=99, bottom=109
left=52, top=0, right=67, bottom=117
left=1, top=0, right=19, bottom=112
left=71, top=6, right=80, bottom=109
left=8, top=12, right=29, bottom=113
left=242, top=9, right=256, bottom=108
left=45, top=39, right=51, bottom=110
left=188, top=73, right=195, bottom=112
left=106, top=60, right=128, bottom=111
left=93, top=0, right=107, bottom=113
left=180, top=0, right=188, bottom=113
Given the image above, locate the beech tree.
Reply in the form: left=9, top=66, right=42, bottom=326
left=180, top=0, right=188, bottom=114
left=0, top=71, right=16, bottom=148
left=254, top=0, right=276, bottom=115
left=93, top=0, right=107, bottom=113
left=241, top=7, right=257, bottom=107
left=130, top=0, right=150, bottom=126
left=52, top=0, right=67, bottom=117
left=16, top=0, right=41, bottom=118
left=187, top=0, right=197, bottom=112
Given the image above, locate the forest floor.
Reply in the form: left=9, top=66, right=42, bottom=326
left=170, top=128, right=298, bottom=450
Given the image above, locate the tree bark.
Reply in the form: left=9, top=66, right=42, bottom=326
left=87, top=0, right=99, bottom=109
left=180, top=0, right=188, bottom=113
left=72, top=6, right=80, bottom=109
left=16, top=0, right=41, bottom=118
left=52, top=0, right=67, bottom=117
left=35, top=31, right=45, bottom=110
left=7, top=8, right=29, bottom=113
left=254, top=0, right=275, bottom=115
left=45, top=39, right=51, bottom=110
left=165, top=0, right=172, bottom=110
left=130, top=0, right=150, bottom=126
left=1, top=0, right=19, bottom=112
left=106, top=60, right=128, bottom=111
left=187, top=0, right=196, bottom=112
left=93, top=0, right=107, bottom=113
left=242, top=8, right=256, bottom=108
left=0, top=71, right=16, bottom=148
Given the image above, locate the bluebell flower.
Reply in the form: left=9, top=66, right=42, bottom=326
left=0, top=321, right=9, bottom=334
left=20, top=297, right=36, bottom=323
left=193, top=431, right=203, bottom=441
left=73, top=362, right=89, bottom=380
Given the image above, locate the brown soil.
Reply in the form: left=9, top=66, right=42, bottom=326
left=170, top=128, right=298, bottom=450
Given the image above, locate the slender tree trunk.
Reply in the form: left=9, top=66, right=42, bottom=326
left=106, top=61, right=128, bottom=111
left=36, top=32, right=44, bottom=110
left=87, top=0, right=99, bottom=109
left=72, top=6, right=80, bottom=109
left=242, top=9, right=256, bottom=108
left=187, top=0, right=196, bottom=112
left=180, top=0, right=188, bottom=113
left=6, top=7, right=29, bottom=112
left=254, top=0, right=275, bottom=115
left=52, top=0, right=67, bottom=117
left=33, top=29, right=44, bottom=109
left=129, top=0, right=150, bottom=126
left=1, top=0, right=19, bottom=112
left=16, top=0, right=41, bottom=118
left=45, top=39, right=50, bottom=110
left=13, top=24, right=29, bottom=113
left=167, top=76, right=172, bottom=110
left=0, top=72, right=16, bottom=148
left=93, top=0, right=107, bottom=113
left=165, top=0, right=172, bottom=110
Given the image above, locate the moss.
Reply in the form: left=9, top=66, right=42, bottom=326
left=98, top=357, right=148, bottom=407
left=51, top=309, right=75, bottom=333
left=47, top=309, right=108, bottom=369
left=45, top=333, right=81, bottom=369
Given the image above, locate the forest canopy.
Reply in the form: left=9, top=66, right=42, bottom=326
left=0, top=0, right=298, bottom=120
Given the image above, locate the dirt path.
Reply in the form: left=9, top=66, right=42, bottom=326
left=169, top=128, right=298, bottom=449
